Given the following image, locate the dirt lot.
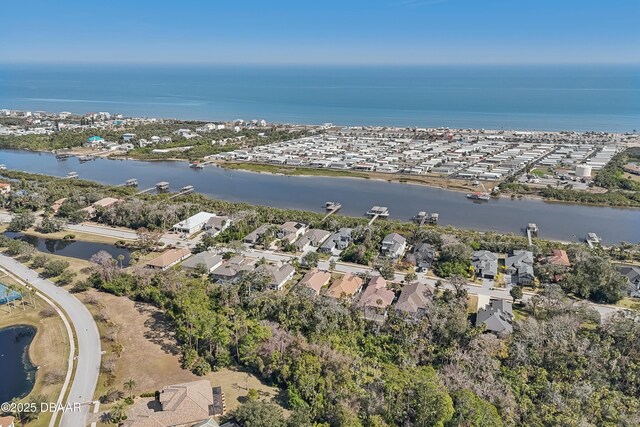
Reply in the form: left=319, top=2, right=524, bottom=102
left=82, top=289, right=282, bottom=421
left=0, top=269, right=70, bottom=427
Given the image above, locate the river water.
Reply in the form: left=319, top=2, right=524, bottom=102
left=0, top=325, right=37, bottom=403
left=1, top=149, right=639, bottom=244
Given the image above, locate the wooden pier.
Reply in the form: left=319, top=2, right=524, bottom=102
left=414, top=211, right=439, bottom=226
left=366, top=206, right=389, bottom=225
left=168, top=185, right=195, bottom=200
left=116, top=178, right=139, bottom=188
left=322, top=202, right=342, bottom=220
left=136, top=181, right=170, bottom=195
left=526, top=223, right=538, bottom=246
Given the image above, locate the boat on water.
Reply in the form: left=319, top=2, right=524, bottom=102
left=190, top=162, right=205, bottom=169
left=0, top=164, right=6, bottom=170
left=66, top=171, right=79, bottom=179
left=466, top=192, right=491, bottom=201
left=55, top=153, right=71, bottom=160
left=325, top=201, right=342, bottom=211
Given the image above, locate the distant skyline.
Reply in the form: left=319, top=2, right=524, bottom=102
left=1, top=0, right=639, bottom=65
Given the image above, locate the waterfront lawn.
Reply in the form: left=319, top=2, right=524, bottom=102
left=0, top=272, right=70, bottom=427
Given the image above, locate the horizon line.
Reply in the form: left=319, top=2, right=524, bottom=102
left=2, top=60, right=639, bottom=67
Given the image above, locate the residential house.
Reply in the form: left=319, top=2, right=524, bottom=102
left=298, top=268, right=332, bottom=296
left=81, top=197, right=123, bottom=218
left=476, top=299, right=514, bottom=334
left=122, top=133, right=136, bottom=142
left=319, top=228, right=353, bottom=253
left=505, top=250, right=535, bottom=285
left=243, top=224, right=273, bottom=245
left=356, top=276, right=395, bottom=323
left=181, top=251, right=224, bottom=273
left=619, top=265, right=640, bottom=298
left=294, top=229, right=331, bottom=252
left=146, top=248, right=191, bottom=270
left=0, top=182, right=11, bottom=195
left=210, top=255, right=255, bottom=283
left=472, top=250, right=499, bottom=279
left=547, top=249, right=571, bottom=267
left=326, top=273, right=363, bottom=299
left=204, top=216, right=230, bottom=237
left=381, top=233, right=407, bottom=260
left=276, top=222, right=307, bottom=243
left=394, top=282, right=432, bottom=319
left=412, top=243, right=436, bottom=271
left=122, top=380, right=220, bottom=427
left=0, top=416, right=15, bottom=427
left=172, top=212, right=217, bottom=235
left=253, top=263, right=296, bottom=290
left=85, top=135, right=105, bottom=147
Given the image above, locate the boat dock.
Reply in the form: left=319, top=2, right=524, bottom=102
left=55, top=153, right=72, bottom=160
left=136, top=181, right=171, bottom=194
left=526, top=223, right=538, bottom=246
left=116, top=178, right=139, bottom=187
left=586, top=232, right=601, bottom=248
left=168, top=185, right=195, bottom=200
left=366, top=206, right=389, bottom=225
left=78, top=154, right=96, bottom=162
left=414, top=211, right=439, bottom=226
left=322, top=201, right=342, bottom=220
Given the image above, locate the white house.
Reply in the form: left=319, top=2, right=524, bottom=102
left=172, top=212, right=218, bottom=235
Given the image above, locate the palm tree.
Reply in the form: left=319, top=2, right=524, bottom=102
left=124, top=378, right=137, bottom=399
left=109, top=401, right=128, bottom=422
left=117, top=254, right=125, bottom=269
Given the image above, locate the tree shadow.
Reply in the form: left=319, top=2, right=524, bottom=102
left=134, top=302, right=180, bottom=355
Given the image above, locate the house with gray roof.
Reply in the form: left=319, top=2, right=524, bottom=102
left=394, top=282, right=433, bottom=319
left=319, top=228, right=353, bottom=253
left=476, top=299, right=513, bottom=333
left=204, top=216, right=230, bottom=237
left=210, top=255, right=255, bottom=283
left=381, top=233, right=407, bottom=260
left=472, top=250, right=499, bottom=279
left=295, top=229, right=331, bottom=252
left=181, top=251, right=224, bottom=273
left=276, top=222, right=307, bottom=243
left=505, top=250, right=534, bottom=285
left=253, top=263, right=296, bottom=291
left=412, top=242, right=436, bottom=271
left=619, top=265, right=640, bottom=297
left=243, top=224, right=273, bottom=245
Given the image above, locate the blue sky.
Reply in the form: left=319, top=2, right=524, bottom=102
left=1, top=0, right=638, bottom=64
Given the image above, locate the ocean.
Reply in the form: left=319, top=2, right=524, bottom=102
left=0, top=64, right=638, bottom=131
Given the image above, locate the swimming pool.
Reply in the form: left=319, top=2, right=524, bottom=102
left=0, top=283, right=22, bottom=305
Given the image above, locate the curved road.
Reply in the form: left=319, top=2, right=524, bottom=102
left=0, top=254, right=101, bottom=427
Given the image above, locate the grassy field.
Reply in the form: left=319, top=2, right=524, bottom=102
left=0, top=270, right=70, bottom=427
left=80, top=289, right=283, bottom=426
left=616, top=297, right=640, bottom=311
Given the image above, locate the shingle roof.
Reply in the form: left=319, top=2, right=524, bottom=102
left=395, top=282, right=432, bottom=315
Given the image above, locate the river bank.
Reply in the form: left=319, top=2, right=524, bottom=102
left=2, top=148, right=640, bottom=243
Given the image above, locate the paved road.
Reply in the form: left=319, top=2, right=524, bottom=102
left=0, top=254, right=101, bottom=427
